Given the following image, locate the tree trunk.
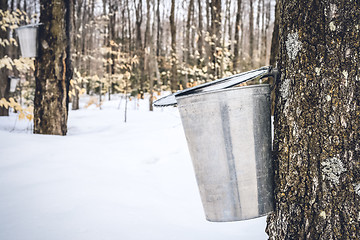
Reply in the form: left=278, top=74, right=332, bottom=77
left=144, top=0, right=150, bottom=50
left=262, top=0, right=270, bottom=64
left=135, top=0, right=145, bottom=97
left=256, top=0, right=261, bottom=66
left=9, top=0, right=20, bottom=82
left=109, top=0, right=118, bottom=101
left=149, top=0, right=160, bottom=112
left=227, top=0, right=232, bottom=53
left=0, top=0, right=9, bottom=116
left=197, top=0, right=203, bottom=63
left=206, top=0, right=210, bottom=33
left=239, top=3, right=244, bottom=71
left=34, top=0, right=72, bottom=135
left=249, top=0, right=254, bottom=68
left=16, top=0, right=20, bottom=12
left=80, top=0, right=87, bottom=82
left=185, top=0, right=194, bottom=65
left=169, top=0, right=177, bottom=92
left=269, top=0, right=280, bottom=66
left=144, top=0, right=152, bottom=110
left=233, top=0, right=242, bottom=71
left=87, top=0, right=94, bottom=76
left=156, top=0, right=161, bottom=57
left=23, top=0, right=27, bottom=12
left=126, top=0, right=132, bottom=54
left=120, top=1, right=126, bottom=53
left=220, top=0, right=230, bottom=76
left=71, top=0, right=80, bottom=110
left=109, top=1, right=117, bottom=75
left=266, top=1, right=360, bottom=239
left=209, top=0, right=221, bottom=79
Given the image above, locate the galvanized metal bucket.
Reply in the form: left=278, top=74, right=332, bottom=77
left=9, top=77, right=20, bottom=92
left=16, top=24, right=41, bottom=58
left=176, top=84, right=274, bottom=222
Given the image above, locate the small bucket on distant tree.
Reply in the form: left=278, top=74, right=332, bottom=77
left=15, top=23, right=42, bottom=58
left=9, top=76, right=20, bottom=92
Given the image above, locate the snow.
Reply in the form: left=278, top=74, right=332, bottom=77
left=0, top=95, right=267, bottom=240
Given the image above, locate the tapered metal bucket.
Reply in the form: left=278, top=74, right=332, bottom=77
left=9, top=77, right=20, bottom=92
left=16, top=24, right=40, bottom=58
left=176, top=84, right=274, bottom=222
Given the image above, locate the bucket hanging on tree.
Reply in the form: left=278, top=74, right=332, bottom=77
left=15, top=23, right=42, bottom=58
left=154, top=67, right=277, bottom=222
left=9, top=76, right=20, bottom=93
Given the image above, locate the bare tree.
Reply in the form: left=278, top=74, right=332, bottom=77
left=156, top=0, right=161, bottom=57
left=34, top=0, right=73, bottom=135
left=249, top=0, right=254, bottom=67
left=266, top=0, right=360, bottom=239
left=185, top=0, right=194, bottom=65
left=0, top=0, right=9, bottom=116
left=233, top=0, right=242, bottom=71
left=209, top=0, right=221, bottom=79
left=169, top=0, right=177, bottom=92
left=269, top=0, right=279, bottom=66
left=197, top=0, right=203, bottom=63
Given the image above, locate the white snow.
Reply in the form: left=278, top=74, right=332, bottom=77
left=0, top=95, right=267, bottom=240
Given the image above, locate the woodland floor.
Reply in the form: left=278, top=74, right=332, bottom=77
left=0, top=94, right=267, bottom=240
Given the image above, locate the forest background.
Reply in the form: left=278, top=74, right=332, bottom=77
left=0, top=0, right=275, bottom=117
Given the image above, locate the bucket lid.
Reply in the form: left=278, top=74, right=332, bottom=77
left=15, top=23, right=43, bottom=31
left=154, top=66, right=277, bottom=107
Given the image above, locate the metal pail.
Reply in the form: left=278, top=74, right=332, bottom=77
left=9, top=77, right=20, bottom=92
left=16, top=24, right=39, bottom=58
left=176, top=84, right=274, bottom=222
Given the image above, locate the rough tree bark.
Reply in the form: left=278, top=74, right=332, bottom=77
left=197, top=0, right=203, bottom=63
left=220, top=0, right=230, bottom=76
left=109, top=0, right=117, bottom=75
left=185, top=0, right=194, bottom=65
left=148, top=0, right=160, bottom=112
left=0, top=0, right=9, bottom=116
left=156, top=0, right=161, bottom=57
left=86, top=0, right=94, bottom=76
left=262, top=0, right=270, bottom=64
left=255, top=0, right=261, bottom=66
left=80, top=0, right=87, bottom=79
left=169, top=0, right=177, bottom=92
left=71, top=0, right=81, bottom=110
left=209, top=0, right=221, bottom=79
left=269, top=0, right=279, bottom=116
left=232, top=0, right=242, bottom=71
left=266, top=0, right=360, bottom=239
left=144, top=0, right=152, bottom=110
left=269, top=0, right=280, bottom=66
left=108, top=0, right=117, bottom=101
left=226, top=0, right=232, bottom=53
left=249, top=0, right=254, bottom=68
left=34, top=0, right=72, bottom=135
left=135, top=0, right=145, bottom=97
left=126, top=0, right=132, bottom=54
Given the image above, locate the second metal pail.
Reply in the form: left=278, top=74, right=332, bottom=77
left=176, top=84, right=274, bottom=222
left=9, top=77, right=20, bottom=92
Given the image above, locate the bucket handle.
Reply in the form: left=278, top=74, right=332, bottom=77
left=259, top=67, right=280, bottom=92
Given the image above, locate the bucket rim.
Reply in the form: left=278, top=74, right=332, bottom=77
left=176, top=83, right=270, bottom=101
left=9, top=76, right=21, bottom=80
left=16, top=23, right=43, bottom=31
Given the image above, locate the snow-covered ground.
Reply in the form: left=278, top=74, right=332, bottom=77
left=0, top=95, right=267, bottom=240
